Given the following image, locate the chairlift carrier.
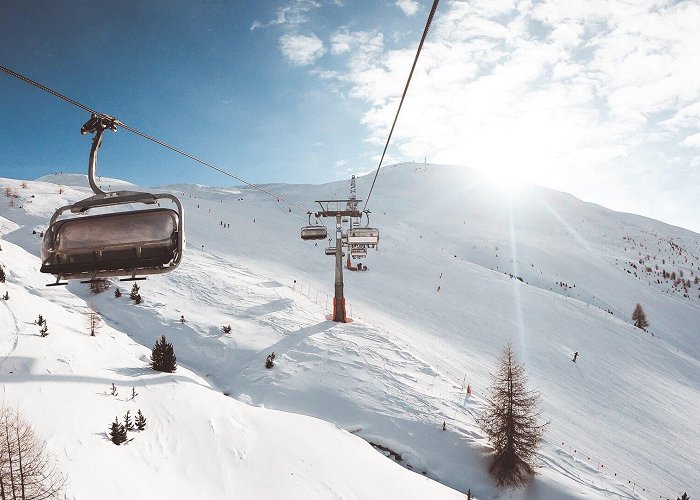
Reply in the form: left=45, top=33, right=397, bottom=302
left=301, top=212, right=328, bottom=240
left=40, top=115, right=185, bottom=284
left=346, top=227, right=379, bottom=247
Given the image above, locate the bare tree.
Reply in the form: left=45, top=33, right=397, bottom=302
left=631, top=303, right=649, bottom=330
left=86, top=307, right=101, bottom=337
left=0, top=405, right=65, bottom=499
left=478, top=344, right=546, bottom=488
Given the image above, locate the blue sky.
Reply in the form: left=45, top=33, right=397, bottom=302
left=2, top=0, right=700, bottom=232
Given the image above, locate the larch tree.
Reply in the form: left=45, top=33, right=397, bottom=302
left=477, top=343, right=546, bottom=488
left=631, top=303, right=649, bottom=330
left=0, top=405, right=65, bottom=499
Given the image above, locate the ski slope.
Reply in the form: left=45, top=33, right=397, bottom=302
left=1, top=165, right=699, bottom=499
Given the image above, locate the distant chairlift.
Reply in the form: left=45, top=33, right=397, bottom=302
left=325, top=246, right=345, bottom=257
left=350, top=246, right=367, bottom=259
left=301, top=212, right=328, bottom=240
left=40, top=115, right=184, bottom=285
left=346, top=227, right=379, bottom=248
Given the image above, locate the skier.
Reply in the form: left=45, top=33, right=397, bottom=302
left=572, top=351, right=578, bottom=363
left=442, top=421, right=446, bottom=431
left=437, top=285, right=441, bottom=292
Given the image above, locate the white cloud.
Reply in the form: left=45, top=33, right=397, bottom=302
left=395, top=0, right=419, bottom=16
left=279, top=33, right=326, bottom=66
left=681, top=132, right=700, bottom=149
left=250, top=0, right=321, bottom=30
left=311, top=0, right=700, bottom=230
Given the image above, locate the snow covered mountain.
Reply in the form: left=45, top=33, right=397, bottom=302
left=1, top=164, right=698, bottom=499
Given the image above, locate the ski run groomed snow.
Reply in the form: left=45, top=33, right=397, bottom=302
left=1, top=163, right=698, bottom=499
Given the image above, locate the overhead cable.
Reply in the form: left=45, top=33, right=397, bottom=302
left=0, top=64, right=310, bottom=213
left=363, top=0, right=440, bottom=212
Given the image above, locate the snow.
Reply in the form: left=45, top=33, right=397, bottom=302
left=1, top=164, right=699, bottom=499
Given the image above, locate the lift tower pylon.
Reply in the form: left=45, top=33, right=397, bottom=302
left=313, top=200, right=362, bottom=322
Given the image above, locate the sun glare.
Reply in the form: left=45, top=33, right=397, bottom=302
left=481, top=165, right=526, bottom=196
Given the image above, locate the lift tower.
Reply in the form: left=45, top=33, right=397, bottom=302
left=314, top=199, right=362, bottom=322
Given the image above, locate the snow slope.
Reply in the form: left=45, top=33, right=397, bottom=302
left=0, top=232, right=462, bottom=499
left=1, top=165, right=699, bottom=499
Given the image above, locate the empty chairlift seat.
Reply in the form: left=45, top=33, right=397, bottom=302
left=301, top=225, right=328, bottom=240
left=350, top=246, right=367, bottom=258
left=346, top=228, right=379, bottom=247
left=41, top=208, right=181, bottom=280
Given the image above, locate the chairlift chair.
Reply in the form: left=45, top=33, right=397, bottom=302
left=325, top=246, right=345, bottom=256
left=350, top=246, right=367, bottom=259
left=301, top=212, right=328, bottom=240
left=40, top=115, right=185, bottom=285
left=346, top=228, right=379, bottom=248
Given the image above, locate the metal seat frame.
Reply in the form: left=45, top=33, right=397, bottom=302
left=41, top=115, right=184, bottom=285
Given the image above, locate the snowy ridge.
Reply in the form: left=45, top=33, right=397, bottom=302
left=1, top=165, right=699, bottom=499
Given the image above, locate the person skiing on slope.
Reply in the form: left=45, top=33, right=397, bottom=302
left=572, top=351, right=579, bottom=362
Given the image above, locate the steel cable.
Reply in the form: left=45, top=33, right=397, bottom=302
left=0, top=64, right=311, bottom=213
left=362, top=0, right=440, bottom=212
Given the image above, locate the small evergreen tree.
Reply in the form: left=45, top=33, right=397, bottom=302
left=222, top=325, right=232, bottom=334
left=36, top=314, right=45, bottom=326
left=110, top=383, right=118, bottom=396
left=631, top=303, right=649, bottom=330
left=109, top=417, right=127, bottom=445
left=130, top=283, right=140, bottom=301
left=114, top=288, right=122, bottom=298
left=2, top=292, right=8, bottom=301
left=39, top=324, right=48, bottom=337
left=150, top=335, right=177, bottom=373
left=134, top=294, right=142, bottom=304
left=478, top=343, right=546, bottom=488
left=0, top=265, right=5, bottom=283
left=89, top=279, right=110, bottom=294
left=677, top=494, right=689, bottom=500
left=265, top=353, right=275, bottom=369
left=123, top=410, right=134, bottom=431
left=131, top=386, right=138, bottom=400
left=135, top=410, right=147, bottom=431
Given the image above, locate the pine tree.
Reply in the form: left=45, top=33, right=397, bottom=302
left=39, top=324, right=48, bottom=337
left=2, top=292, right=8, bottom=301
left=631, top=303, right=649, bottom=330
left=150, top=335, right=177, bottom=373
left=123, top=410, right=134, bottom=431
left=131, top=386, right=138, bottom=400
left=477, top=343, right=546, bottom=488
left=135, top=410, right=147, bottom=431
left=222, top=325, right=232, bottom=334
left=677, top=494, right=689, bottom=500
left=0, top=265, right=5, bottom=283
left=114, top=288, right=122, bottom=298
left=109, top=417, right=126, bottom=445
left=130, top=283, right=140, bottom=301
left=89, top=279, right=110, bottom=294
left=110, top=383, right=118, bottom=396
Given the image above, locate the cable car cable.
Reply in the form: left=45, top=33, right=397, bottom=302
left=362, top=0, right=440, bottom=212
left=0, top=64, right=311, bottom=213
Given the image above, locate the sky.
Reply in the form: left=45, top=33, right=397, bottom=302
left=1, top=0, right=700, bottom=232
